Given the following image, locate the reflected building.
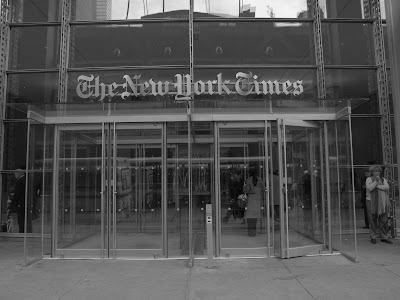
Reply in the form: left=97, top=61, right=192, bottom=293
left=75, top=0, right=112, bottom=21
left=0, top=0, right=399, bottom=264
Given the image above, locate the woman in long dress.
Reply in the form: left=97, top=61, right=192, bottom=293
left=243, top=169, right=265, bottom=237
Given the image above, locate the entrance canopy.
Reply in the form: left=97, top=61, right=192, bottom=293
left=12, top=99, right=353, bottom=124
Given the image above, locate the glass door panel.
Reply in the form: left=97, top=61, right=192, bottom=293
left=114, top=124, right=163, bottom=258
left=166, top=122, right=190, bottom=257
left=326, top=118, right=357, bottom=261
left=281, top=120, right=326, bottom=258
left=55, top=125, right=103, bottom=258
left=218, top=122, right=269, bottom=257
left=190, top=122, right=214, bottom=258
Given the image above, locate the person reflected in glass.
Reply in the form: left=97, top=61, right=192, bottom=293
left=272, top=170, right=280, bottom=219
left=366, top=165, right=392, bottom=244
left=243, top=168, right=265, bottom=237
left=8, top=168, right=31, bottom=233
left=222, top=170, right=244, bottom=223
left=361, top=170, right=370, bottom=229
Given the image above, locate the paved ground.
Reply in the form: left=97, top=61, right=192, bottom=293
left=1, top=234, right=400, bottom=300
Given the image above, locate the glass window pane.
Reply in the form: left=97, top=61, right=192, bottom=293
left=194, top=21, right=314, bottom=65
left=9, top=27, right=61, bottom=70
left=322, top=23, right=375, bottom=65
left=69, top=23, right=189, bottom=68
left=7, top=73, right=59, bottom=105
left=3, top=122, right=28, bottom=171
left=325, top=69, right=378, bottom=100
left=351, top=117, right=382, bottom=165
left=320, top=0, right=368, bottom=19
left=72, top=0, right=189, bottom=21
left=10, top=0, right=61, bottom=23
left=194, top=0, right=309, bottom=18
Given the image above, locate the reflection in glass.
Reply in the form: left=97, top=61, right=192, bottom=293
left=320, top=0, right=367, bottom=19
left=9, top=27, right=60, bottom=70
left=3, top=122, right=28, bottom=171
left=7, top=73, right=59, bottom=104
left=72, top=0, right=189, bottom=21
left=322, top=23, right=374, bottom=65
left=351, top=117, right=382, bottom=166
left=69, top=23, right=189, bottom=68
left=10, top=0, right=61, bottom=23
left=325, top=69, right=377, bottom=99
left=194, top=22, right=314, bottom=65
left=194, top=0, right=309, bottom=18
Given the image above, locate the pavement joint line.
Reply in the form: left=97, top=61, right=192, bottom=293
left=58, top=275, right=86, bottom=300
left=184, top=261, right=193, bottom=300
left=281, top=260, right=317, bottom=300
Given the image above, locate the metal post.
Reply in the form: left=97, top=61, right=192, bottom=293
left=206, top=204, right=213, bottom=267
left=368, top=0, right=395, bottom=237
left=385, top=0, right=400, bottom=237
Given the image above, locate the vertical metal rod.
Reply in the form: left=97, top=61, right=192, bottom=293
left=162, top=123, right=168, bottom=257
left=269, top=123, right=275, bottom=256
left=24, top=118, right=31, bottom=265
left=107, top=124, right=112, bottom=258
left=347, top=116, right=358, bottom=261
left=277, top=119, right=285, bottom=258
left=319, top=126, right=326, bottom=248
left=101, top=123, right=105, bottom=259
left=188, top=116, right=193, bottom=264
left=265, top=121, right=270, bottom=256
left=41, top=126, right=47, bottom=255
left=283, top=121, right=289, bottom=258
left=52, top=127, right=59, bottom=258
left=112, top=123, right=116, bottom=259
left=334, top=123, right=342, bottom=250
left=214, top=122, right=220, bottom=257
left=324, top=122, right=332, bottom=253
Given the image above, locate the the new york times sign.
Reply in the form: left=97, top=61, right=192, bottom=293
left=76, top=72, right=304, bottom=102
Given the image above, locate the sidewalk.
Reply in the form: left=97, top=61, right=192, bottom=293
left=1, top=235, right=400, bottom=300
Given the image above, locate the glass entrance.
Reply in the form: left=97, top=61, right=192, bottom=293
left=50, top=118, right=355, bottom=260
left=54, top=123, right=163, bottom=258
left=279, top=120, right=326, bottom=258
left=217, top=122, right=272, bottom=257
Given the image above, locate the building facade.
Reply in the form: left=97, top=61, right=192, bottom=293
left=0, top=0, right=399, bottom=264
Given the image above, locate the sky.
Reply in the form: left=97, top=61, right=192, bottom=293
left=112, top=0, right=309, bottom=19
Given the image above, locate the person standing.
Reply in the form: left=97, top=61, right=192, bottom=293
left=243, top=169, right=265, bottom=237
left=222, top=170, right=244, bottom=223
left=366, top=165, right=392, bottom=244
